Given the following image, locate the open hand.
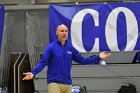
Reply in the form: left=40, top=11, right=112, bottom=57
left=99, top=52, right=111, bottom=60
left=22, top=72, right=34, bottom=80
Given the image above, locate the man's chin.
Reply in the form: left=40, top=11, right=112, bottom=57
left=62, top=39, right=67, bottom=41
left=62, top=38, right=67, bottom=41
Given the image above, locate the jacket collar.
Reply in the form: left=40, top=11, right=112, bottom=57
left=57, top=40, right=68, bottom=46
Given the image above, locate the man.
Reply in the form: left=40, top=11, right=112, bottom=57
left=22, top=24, right=111, bottom=93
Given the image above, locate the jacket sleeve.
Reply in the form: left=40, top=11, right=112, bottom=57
left=31, top=46, right=51, bottom=76
left=72, top=48, right=101, bottom=65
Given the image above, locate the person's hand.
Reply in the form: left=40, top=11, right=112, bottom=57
left=22, top=72, right=34, bottom=80
left=99, top=52, right=111, bottom=60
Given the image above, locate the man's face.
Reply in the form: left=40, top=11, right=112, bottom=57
left=56, top=25, right=68, bottom=42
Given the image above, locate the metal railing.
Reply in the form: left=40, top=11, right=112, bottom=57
left=26, top=12, right=42, bottom=70
left=0, top=13, right=15, bottom=86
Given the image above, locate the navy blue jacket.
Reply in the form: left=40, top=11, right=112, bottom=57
left=32, top=40, right=101, bottom=84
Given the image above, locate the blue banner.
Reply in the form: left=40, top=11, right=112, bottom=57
left=49, top=2, right=140, bottom=52
left=0, top=5, right=4, bottom=52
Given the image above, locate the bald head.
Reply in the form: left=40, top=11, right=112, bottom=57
left=57, top=24, right=68, bottom=31
left=56, top=24, right=68, bottom=45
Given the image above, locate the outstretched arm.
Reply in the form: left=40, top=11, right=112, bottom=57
left=72, top=48, right=111, bottom=65
left=22, top=46, right=51, bottom=80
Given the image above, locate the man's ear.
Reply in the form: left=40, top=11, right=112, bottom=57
left=56, top=30, right=58, bottom=35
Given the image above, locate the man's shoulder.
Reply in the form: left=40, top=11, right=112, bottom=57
left=66, top=42, right=77, bottom=52
left=47, top=41, right=57, bottom=48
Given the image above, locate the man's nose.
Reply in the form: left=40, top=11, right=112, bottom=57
left=63, top=32, right=67, bottom=34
